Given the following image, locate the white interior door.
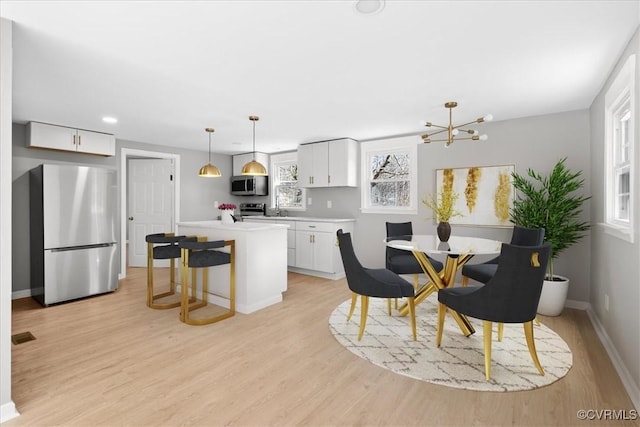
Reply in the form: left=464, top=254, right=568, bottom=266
left=127, top=158, right=175, bottom=267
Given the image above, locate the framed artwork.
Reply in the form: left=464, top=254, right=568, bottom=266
left=435, top=164, right=515, bottom=227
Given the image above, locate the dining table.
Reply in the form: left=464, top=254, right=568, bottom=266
left=385, top=234, right=502, bottom=336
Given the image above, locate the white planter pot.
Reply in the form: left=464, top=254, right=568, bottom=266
left=537, top=275, right=569, bottom=316
left=220, top=210, right=235, bottom=224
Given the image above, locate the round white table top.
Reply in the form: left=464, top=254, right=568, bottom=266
left=385, top=234, right=502, bottom=257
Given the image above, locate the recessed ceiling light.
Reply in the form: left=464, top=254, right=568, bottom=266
left=354, top=0, right=385, bottom=15
left=102, top=116, right=118, bottom=124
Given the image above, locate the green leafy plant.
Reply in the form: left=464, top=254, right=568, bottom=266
left=422, top=190, right=463, bottom=222
left=510, top=157, right=590, bottom=279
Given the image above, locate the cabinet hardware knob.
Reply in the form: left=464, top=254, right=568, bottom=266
left=128, top=216, right=134, bottom=221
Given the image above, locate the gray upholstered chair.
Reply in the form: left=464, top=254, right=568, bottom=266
left=437, top=242, right=551, bottom=380
left=337, top=229, right=416, bottom=341
left=461, top=226, right=545, bottom=286
left=385, top=222, right=443, bottom=287
left=179, top=238, right=235, bottom=325
left=145, top=233, right=196, bottom=309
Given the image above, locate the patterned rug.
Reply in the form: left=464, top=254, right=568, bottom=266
left=328, top=297, right=573, bottom=392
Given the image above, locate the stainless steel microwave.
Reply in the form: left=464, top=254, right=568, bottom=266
left=230, top=175, right=269, bottom=196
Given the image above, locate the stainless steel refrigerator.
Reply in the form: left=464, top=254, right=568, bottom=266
left=30, top=164, right=119, bottom=306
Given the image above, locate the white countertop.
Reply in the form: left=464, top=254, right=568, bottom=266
left=177, top=220, right=289, bottom=231
left=242, top=216, right=355, bottom=223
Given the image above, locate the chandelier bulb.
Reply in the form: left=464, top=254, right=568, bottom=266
left=483, top=114, right=494, bottom=122
left=451, top=129, right=459, bottom=136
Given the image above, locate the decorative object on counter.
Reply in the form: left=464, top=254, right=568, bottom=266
left=510, top=157, right=591, bottom=316
left=422, top=188, right=462, bottom=242
left=421, top=101, right=492, bottom=147
left=241, top=115, right=267, bottom=176
left=218, top=203, right=237, bottom=224
left=198, top=128, right=221, bottom=177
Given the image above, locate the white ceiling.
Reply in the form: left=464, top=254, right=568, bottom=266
left=2, top=1, right=639, bottom=155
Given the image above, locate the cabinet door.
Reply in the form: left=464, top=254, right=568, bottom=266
left=295, top=230, right=314, bottom=269
left=312, top=231, right=334, bottom=273
left=77, top=130, right=116, bottom=156
left=312, top=142, right=329, bottom=187
left=328, top=139, right=358, bottom=187
left=28, top=122, right=77, bottom=151
left=297, top=144, right=315, bottom=187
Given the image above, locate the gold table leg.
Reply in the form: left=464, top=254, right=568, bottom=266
left=397, top=250, right=476, bottom=336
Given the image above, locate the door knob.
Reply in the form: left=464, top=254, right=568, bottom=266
left=128, top=216, right=134, bottom=221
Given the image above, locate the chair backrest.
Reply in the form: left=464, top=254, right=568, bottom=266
left=480, top=242, right=551, bottom=322
left=385, top=222, right=413, bottom=268
left=337, top=229, right=373, bottom=295
left=511, top=225, right=545, bottom=246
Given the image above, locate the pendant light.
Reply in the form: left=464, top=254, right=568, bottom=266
left=198, top=127, right=222, bottom=177
left=241, top=115, right=267, bottom=176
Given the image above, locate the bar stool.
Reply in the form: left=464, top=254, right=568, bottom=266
left=145, top=233, right=196, bottom=309
left=179, top=238, right=235, bottom=325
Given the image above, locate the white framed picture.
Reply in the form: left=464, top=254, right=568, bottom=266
left=435, top=164, right=515, bottom=227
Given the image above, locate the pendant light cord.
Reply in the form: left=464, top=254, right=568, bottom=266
left=252, top=120, right=256, bottom=161
left=208, top=132, right=212, bottom=163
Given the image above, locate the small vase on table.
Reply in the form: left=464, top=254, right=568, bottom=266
left=437, top=221, right=451, bottom=242
left=220, top=210, right=234, bottom=224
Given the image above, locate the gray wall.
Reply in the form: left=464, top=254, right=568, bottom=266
left=298, top=110, right=592, bottom=303
left=589, top=27, right=640, bottom=401
left=11, top=123, right=238, bottom=293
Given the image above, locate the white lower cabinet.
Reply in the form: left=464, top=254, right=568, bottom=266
left=242, top=217, right=354, bottom=279
left=294, top=220, right=354, bottom=279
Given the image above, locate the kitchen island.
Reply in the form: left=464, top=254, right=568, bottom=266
left=176, top=220, right=288, bottom=314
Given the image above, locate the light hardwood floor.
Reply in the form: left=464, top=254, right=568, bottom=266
left=8, top=268, right=638, bottom=426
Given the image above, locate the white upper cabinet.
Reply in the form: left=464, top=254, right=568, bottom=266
left=232, top=152, right=270, bottom=176
left=297, top=138, right=358, bottom=188
left=27, top=122, right=115, bottom=156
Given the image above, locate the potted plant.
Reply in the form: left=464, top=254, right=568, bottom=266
left=422, top=190, right=462, bottom=242
left=510, top=157, right=590, bottom=316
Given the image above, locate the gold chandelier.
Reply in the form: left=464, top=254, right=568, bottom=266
left=421, top=101, right=493, bottom=147
left=198, top=128, right=221, bottom=177
left=241, top=115, right=267, bottom=176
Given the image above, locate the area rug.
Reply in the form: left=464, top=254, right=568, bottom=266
left=328, top=297, right=572, bottom=392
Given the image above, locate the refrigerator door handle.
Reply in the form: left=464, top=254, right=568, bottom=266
left=48, top=243, right=116, bottom=252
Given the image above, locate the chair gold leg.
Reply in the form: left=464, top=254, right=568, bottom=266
left=462, top=275, right=469, bottom=287
left=497, top=323, right=504, bottom=342
left=407, top=297, right=416, bottom=341
left=534, top=316, right=540, bottom=326
left=483, top=321, right=493, bottom=381
left=436, top=303, right=446, bottom=347
left=357, top=295, right=369, bottom=341
left=394, top=298, right=398, bottom=309
left=524, top=321, right=545, bottom=375
left=387, top=298, right=391, bottom=316
left=347, top=293, right=357, bottom=321
left=413, top=273, right=419, bottom=291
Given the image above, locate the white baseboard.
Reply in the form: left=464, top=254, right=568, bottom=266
left=0, top=400, right=20, bottom=423
left=585, top=305, right=640, bottom=411
left=11, top=289, right=31, bottom=300
left=565, top=298, right=590, bottom=310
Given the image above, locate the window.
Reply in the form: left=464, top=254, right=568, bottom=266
left=360, top=137, right=418, bottom=214
left=605, top=54, right=635, bottom=242
left=270, top=152, right=305, bottom=211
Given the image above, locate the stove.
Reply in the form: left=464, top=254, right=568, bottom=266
left=239, top=202, right=266, bottom=216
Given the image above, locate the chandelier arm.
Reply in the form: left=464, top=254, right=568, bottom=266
left=452, top=120, right=483, bottom=130
left=429, top=136, right=477, bottom=143
left=426, top=123, right=448, bottom=130
left=424, top=128, right=449, bottom=137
